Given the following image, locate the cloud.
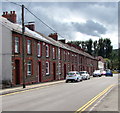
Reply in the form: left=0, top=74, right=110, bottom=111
left=1, top=2, right=118, bottom=49
left=72, top=20, right=107, bottom=37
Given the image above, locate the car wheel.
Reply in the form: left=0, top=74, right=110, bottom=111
left=66, top=80, right=68, bottom=83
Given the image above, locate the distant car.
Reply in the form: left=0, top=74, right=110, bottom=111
left=101, top=70, right=106, bottom=76
left=66, top=71, right=82, bottom=83
left=105, top=69, right=113, bottom=77
left=79, top=71, right=90, bottom=80
left=93, top=70, right=102, bottom=77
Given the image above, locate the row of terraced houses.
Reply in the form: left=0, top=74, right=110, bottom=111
left=1, top=11, right=98, bottom=86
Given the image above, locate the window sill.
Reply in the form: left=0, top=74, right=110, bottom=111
left=46, top=73, right=50, bottom=76
left=37, top=55, right=41, bottom=57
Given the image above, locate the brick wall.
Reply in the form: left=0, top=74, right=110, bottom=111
left=11, top=31, right=98, bottom=86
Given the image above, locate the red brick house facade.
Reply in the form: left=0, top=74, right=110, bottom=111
left=1, top=11, right=98, bottom=86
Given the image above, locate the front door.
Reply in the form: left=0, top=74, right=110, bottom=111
left=72, top=65, right=74, bottom=71
left=64, top=64, right=66, bottom=79
left=38, top=62, right=42, bottom=82
left=53, top=63, right=56, bottom=80
left=15, top=60, right=20, bottom=85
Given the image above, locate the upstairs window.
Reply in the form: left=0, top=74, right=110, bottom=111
left=64, top=51, right=66, bottom=60
left=27, top=60, right=32, bottom=76
left=58, top=63, right=61, bottom=74
left=15, top=37, right=19, bottom=53
left=53, top=47, right=56, bottom=59
left=46, top=62, right=50, bottom=75
left=46, top=45, right=49, bottom=57
left=68, top=52, right=70, bottom=61
left=27, top=39, right=32, bottom=54
left=37, top=43, right=41, bottom=57
left=58, top=48, right=61, bottom=60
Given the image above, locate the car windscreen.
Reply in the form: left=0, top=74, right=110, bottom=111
left=80, top=72, right=85, bottom=74
left=106, top=70, right=111, bottom=73
left=67, top=73, right=75, bottom=75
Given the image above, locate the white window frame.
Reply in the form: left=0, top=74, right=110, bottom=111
left=15, top=37, right=19, bottom=53
left=27, top=39, right=32, bottom=54
left=64, top=51, right=66, bottom=60
left=46, top=62, right=50, bottom=75
left=27, top=60, right=32, bottom=76
left=53, top=47, right=55, bottom=59
left=58, top=48, right=61, bottom=59
left=68, top=52, right=70, bottom=61
left=58, top=63, right=61, bottom=74
left=37, top=43, right=41, bottom=57
left=46, top=45, right=49, bottom=57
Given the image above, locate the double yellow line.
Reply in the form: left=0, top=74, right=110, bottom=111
left=75, top=84, right=115, bottom=113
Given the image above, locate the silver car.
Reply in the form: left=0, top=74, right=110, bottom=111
left=79, top=71, right=90, bottom=80
left=66, top=71, right=82, bottom=83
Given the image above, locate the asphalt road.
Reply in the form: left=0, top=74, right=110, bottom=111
left=2, top=74, right=118, bottom=112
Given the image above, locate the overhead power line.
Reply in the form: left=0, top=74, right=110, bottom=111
left=24, top=6, right=65, bottom=39
left=5, top=0, right=22, bottom=7
left=4, top=0, right=65, bottom=39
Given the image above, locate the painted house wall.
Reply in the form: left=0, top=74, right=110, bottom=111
left=98, top=61, right=104, bottom=71
left=2, top=25, right=12, bottom=82
left=0, top=21, right=2, bottom=83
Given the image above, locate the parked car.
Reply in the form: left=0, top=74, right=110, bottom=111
left=105, top=69, right=113, bottom=77
left=101, top=70, right=106, bottom=76
left=79, top=71, right=90, bottom=80
left=93, top=70, right=102, bottom=77
left=66, top=71, right=82, bottom=83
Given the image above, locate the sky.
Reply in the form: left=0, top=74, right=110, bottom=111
left=1, top=1, right=119, bottom=49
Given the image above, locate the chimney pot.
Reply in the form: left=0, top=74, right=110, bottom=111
left=3, top=12, right=5, bottom=15
left=6, top=11, right=8, bottom=14
left=13, top=11, right=15, bottom=14
left=10, top=11, right=12, bottom=14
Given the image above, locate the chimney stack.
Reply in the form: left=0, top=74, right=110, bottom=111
left=48, top=33, right=58, bottom=41
left=25, top=24, right=35, bottom=31
left=2, top=11, right=17, bottom=23
left=59, top=39, right=66, bottom=44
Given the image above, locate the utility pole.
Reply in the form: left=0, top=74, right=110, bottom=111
left=22, top=5, right=26, bottom=88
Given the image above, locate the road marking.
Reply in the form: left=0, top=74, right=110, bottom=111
left=89, top=85, right=114, bottom=112
left=75, top=84, right=115, bottom=113
left=1, top=84, right=56, bottom=97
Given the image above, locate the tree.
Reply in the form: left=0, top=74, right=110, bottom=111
left=104, top=38, right=113, bottom=58
left=67, top=38, right=113, bottom=60
left=93, top=40, right=98, bottom=57
left=97, top=38, right=105, bottom=57
left=85, top=39, right=93, bottom=55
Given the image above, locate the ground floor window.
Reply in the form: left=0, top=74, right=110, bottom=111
left=27, top=60, right=32, bottom=76
left=46, top=62, right=50, bottom=75
left=58, top=63, right=62, bottom=74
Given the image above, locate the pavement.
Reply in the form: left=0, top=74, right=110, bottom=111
left=88, top=84, right=118, bottom=112
left=0, top=80, right=65, bottom=95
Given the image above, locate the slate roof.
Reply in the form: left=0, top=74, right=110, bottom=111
left=1, top=16, right=97, bottom=60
